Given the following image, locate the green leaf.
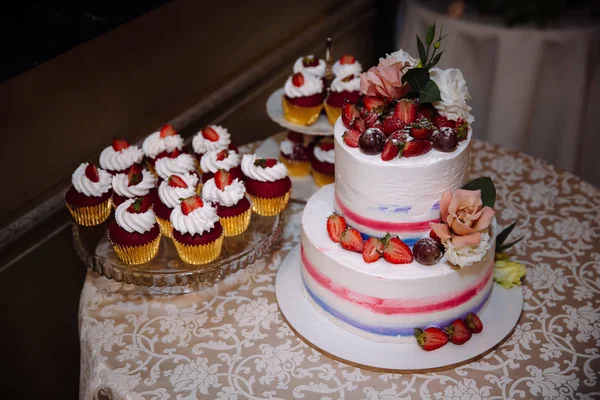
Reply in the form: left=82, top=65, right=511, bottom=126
left=462, top=177, right=496, bottom=208
left=495, top=221, right=516, bottom=248
left=416, top=36, right=427, bottom=65
left=497, top=236, right=525, bottom=253
left=419, top=80, right=442, bottom=104
left=426, top=23, right=436, bottom=45
left=427, top=51, right=444, bottom=69
left=401, top=68, right=428, bottom=95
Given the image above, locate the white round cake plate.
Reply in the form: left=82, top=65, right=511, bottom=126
left=266, top=88, right=334, bottom=136
left=276, top=245, right=523, bottom=372
left=255, top=133, right=320, bottom=202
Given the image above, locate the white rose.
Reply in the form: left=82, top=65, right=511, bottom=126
left=444, top=231, right=491, bottom=268
left=379, top=49, right=419, bottom=72
left=430, top=67, right=474, bottom=123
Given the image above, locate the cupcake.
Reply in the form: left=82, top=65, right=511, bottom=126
left=202, top=170, right=251, bottom=237
left=282, top=72, right=324, bottom=126
left=171, top=195, right=224, bottom=265
left=142, top=124, right=184, bottom=173
left=154, top=149, right=200, bottom=192
left=241, top=154, right=291, bottom=216
left=192, top=125, right=237, bottom=166
left=154, top=174, right=198, bottom=238
left=279, top=131, right=311, bottom=177
left=293, top=55, right=326, bottom=79
left=324, top=74, right=361, bottom=125
left=111, top=164, right=157, bottom=208
left=99, top=137, right=144, bottom=175
left=65, top=163, right=113, bottom=226
left=311, top=139, right=335, bottom=187
left=332, top=54, right=362, bottom=78
left=108, top=197, right=161, bottom=264
left=199, top=148, right=243, bottom=183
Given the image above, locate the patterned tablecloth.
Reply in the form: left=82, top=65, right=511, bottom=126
left=79, top=140, right=600, bottom=400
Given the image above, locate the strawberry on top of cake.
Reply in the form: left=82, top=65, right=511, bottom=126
left=327, top=74, right=361, bottom=108
left=284, top=72, right=324, bottom=108
left=292, top=55, right=326, bottom=78
left=199, top=149, right=243, bottom=183
left=111, top=164, right=157, bottom=207
left=154, top=149, right=197, bottom=181
left=142, top=124, right=184, bottom=164
left=192, top=125, right=234, bottom=161
left=332, top=54, right=362, bottom=78
left=65, top=162, right=113, bottom=206
left=99, top=137, right=144, bottom=175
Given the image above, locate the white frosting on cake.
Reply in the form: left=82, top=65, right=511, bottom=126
left=301, top=185, right=495, bottom=343
left=99, top=145, right=143, bottom=172
left=115, top=199, right=157, bottom=234
left=142, top=131, right=184, bottom=159
left=333, top=118, right=471, bottom=239
left=284, top=73, right=323, bottom=98
left=170, top=201, right=219, bottom=235
left=158, top=174, right=198, bottom=209
left=112, top=169, right=156, bottom=198
left=72, top=163, right=112, bottom=197
left=313, top=146, right=335, bottom=164
left=241, top=154, right=288, bottom=182
left=330, top=75, right=360, bottom=93
left=192, top=125, right=231, bottom=155
left=202, top=178, right=245, bottom=207
left=293, top=56, right=326, bottom=77
left=155, top=153, right=196, bottom=180
left=279, top=139, right=295, bottom=156
left=200, top=149, right=240, bottom=173
left=332, top=60, right=362, bottom=78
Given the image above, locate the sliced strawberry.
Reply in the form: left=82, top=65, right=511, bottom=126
left=292, top=72, right=305, bottom=87
left=214, top=169, right=233, bottom=190
left=168, top=175, right=188, bottom=188
left=414, top=327, right=449, bottom=351
left=343, top=129, right=361, bottom=148
left=388, top=130, right=410, bottom=143
left=416, top=103, right=436, bottom=121
left=456, top=118, right=469, bottom=141
left=394, top=99, right=417, bottom=124
left=340, top=54, right=356, bottom=64
left=381, top=139, right=404, bottom=161
left=429, top=229, right=442, bottom=245
left=160, top=124, right=176, bottom=138
left=127, top=164, right=143, bottom=187
left=166, top=148, right=181, bottom=158
left=465, top=313, right=483, bottom=333
left=382, top=234, right=413, bottom=264
left=342, top=103, right=360, bottom=129
left=445, top=319, right=472, bottom=345
left=363, top=96, right=386, bottom=113
left=216, top=149, right=229, bottom=161
left=127, top=196, right=152, bottom=214
left=302, top=56, right=319, bottom=67
left=180, top=195, right=204, bottom=215
left=351, top=118, right=366, bottom=133
left=84, top=163, right=100, bottom=182
left=112, top=137, right=130, bottom=151
left=202, top=126, right=220, bottom=142
left=364, top=112, right=379, bottom=129
left=340, top=228, right=364, bottom=253
left=362, top=237, right=384, bottom=263
left=319, top=141, right=334, bottom=151
left=326, top=213, right=347, bottom=243
left=382, top=116, right=406, bottom=136
left=433, top=114, right=455, bottom=130
left=410, top=121, right=434, bottom=140
left=254, top=158, right=278, bottom=168
left=402, top=140, right=432, bottom=158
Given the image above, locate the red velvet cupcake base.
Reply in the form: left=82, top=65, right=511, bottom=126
left=108, top=222, right=160, bottom=247
left=311, top=158, right=335, bottom=175
left=245, top=177, right=292, bottom=199
left=326, top=90, right=361, bottom=107
left=284, top=93, right=325, bottom=107
left=216, top=197, right=251, bottom=218
left=153, top=199, right=174, bottom=221
left=173, top=222, right=223, bottom=245
left=65, top=186, right=112, bottom=207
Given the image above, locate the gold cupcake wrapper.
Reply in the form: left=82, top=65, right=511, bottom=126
left=109, top=234, right=161, bottom=265
left=220, top=207, right=252, bottom=237
left=282, top=95, right=323, bottom=126
left=66, top=199, right=112, bottom=226
left=247, top=190, right=291, bottom=216
left=312, top=169, right=335, bottom=187
left=173, top=234, right=224, bottom=265
left=156, top=216, right=173, bottom=238
left=280, top=157, right=311, bottom=177
left=323, top=102, right=342, bottom=126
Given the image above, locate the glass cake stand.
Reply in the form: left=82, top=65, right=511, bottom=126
left=72, top=213, right=285, bottom=293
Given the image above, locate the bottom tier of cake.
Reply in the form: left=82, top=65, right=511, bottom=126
left=301, top=185, right=496, bottom=344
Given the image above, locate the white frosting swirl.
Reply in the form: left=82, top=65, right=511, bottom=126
left=72, top=163, right=112, bottom=197
left=158, top=173, right=198, bottom=209
left=192, top=125, right=231, bottom=155
left=279, top=139, right=295, bottom=156
left=332, top=60, right=362, bottom=78
left=170, top=201, right=219, bottom=235
left=115, top=198, right=157, bottom=234
left=380, top=49, right=419, bottom=71
left=313, top=146, right=335, bottom=164
left=155, top=153, right=196, bottom=180
left=112, top=169, right=156, bottom=198
left=330, top=75, right=360, bottom=93
left=142, top=131, right=184, bottom=159
left=99, top=145, right=144, bottom=172
left=429, top=67, right=474, bottom=124
left=200, top=149, right=240, bottom=173
left=293, top=56, right=326, bottom=77
left=284, top=72, right=323, bottom=98
left=241, top=154, right=288, bottom=182
left=202, top=178, right=246, bottom=207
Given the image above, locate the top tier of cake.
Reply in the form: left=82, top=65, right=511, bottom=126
left=333, top=118, right=471, bottom=244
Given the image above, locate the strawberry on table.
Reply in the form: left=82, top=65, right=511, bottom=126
left=465, top=312, right=483, bottom=333
left=445, top=319, right=472, bottom=345
left=180, top=196, right=204, bottom=215
left=362, top=237, right=384, bottom=263
left=394, top=99, right=417, bottom=124
left=414, top=327, right=449, bottom=351
left=402, top=140, right=432, bottom=158
left=214, top=170, right=233, bottom=190
left=112, top=137, right=130, bottom=151
left=340, top=227, right=364, bottom=253
left=160, top=124, right=177, bottom=137
left=343, top=129, right=361, bottom=148
left=326, top=213, right=347, bottom=243
left=382, top=234, right=413, bottom=264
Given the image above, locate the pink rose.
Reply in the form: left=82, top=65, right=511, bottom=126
left=430, top=189, right=495, bottom=248
left=359, top=61, right=410, bottom=101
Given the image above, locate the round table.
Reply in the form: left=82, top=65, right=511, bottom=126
left=78, top=139, right=600, bottom=399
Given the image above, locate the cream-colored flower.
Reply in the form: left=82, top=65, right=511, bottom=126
left=430, top=67, right=474, bottom=123
left=444, top=231, right=492, bottom=268
left=494, top=258, right=527, bottom=289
